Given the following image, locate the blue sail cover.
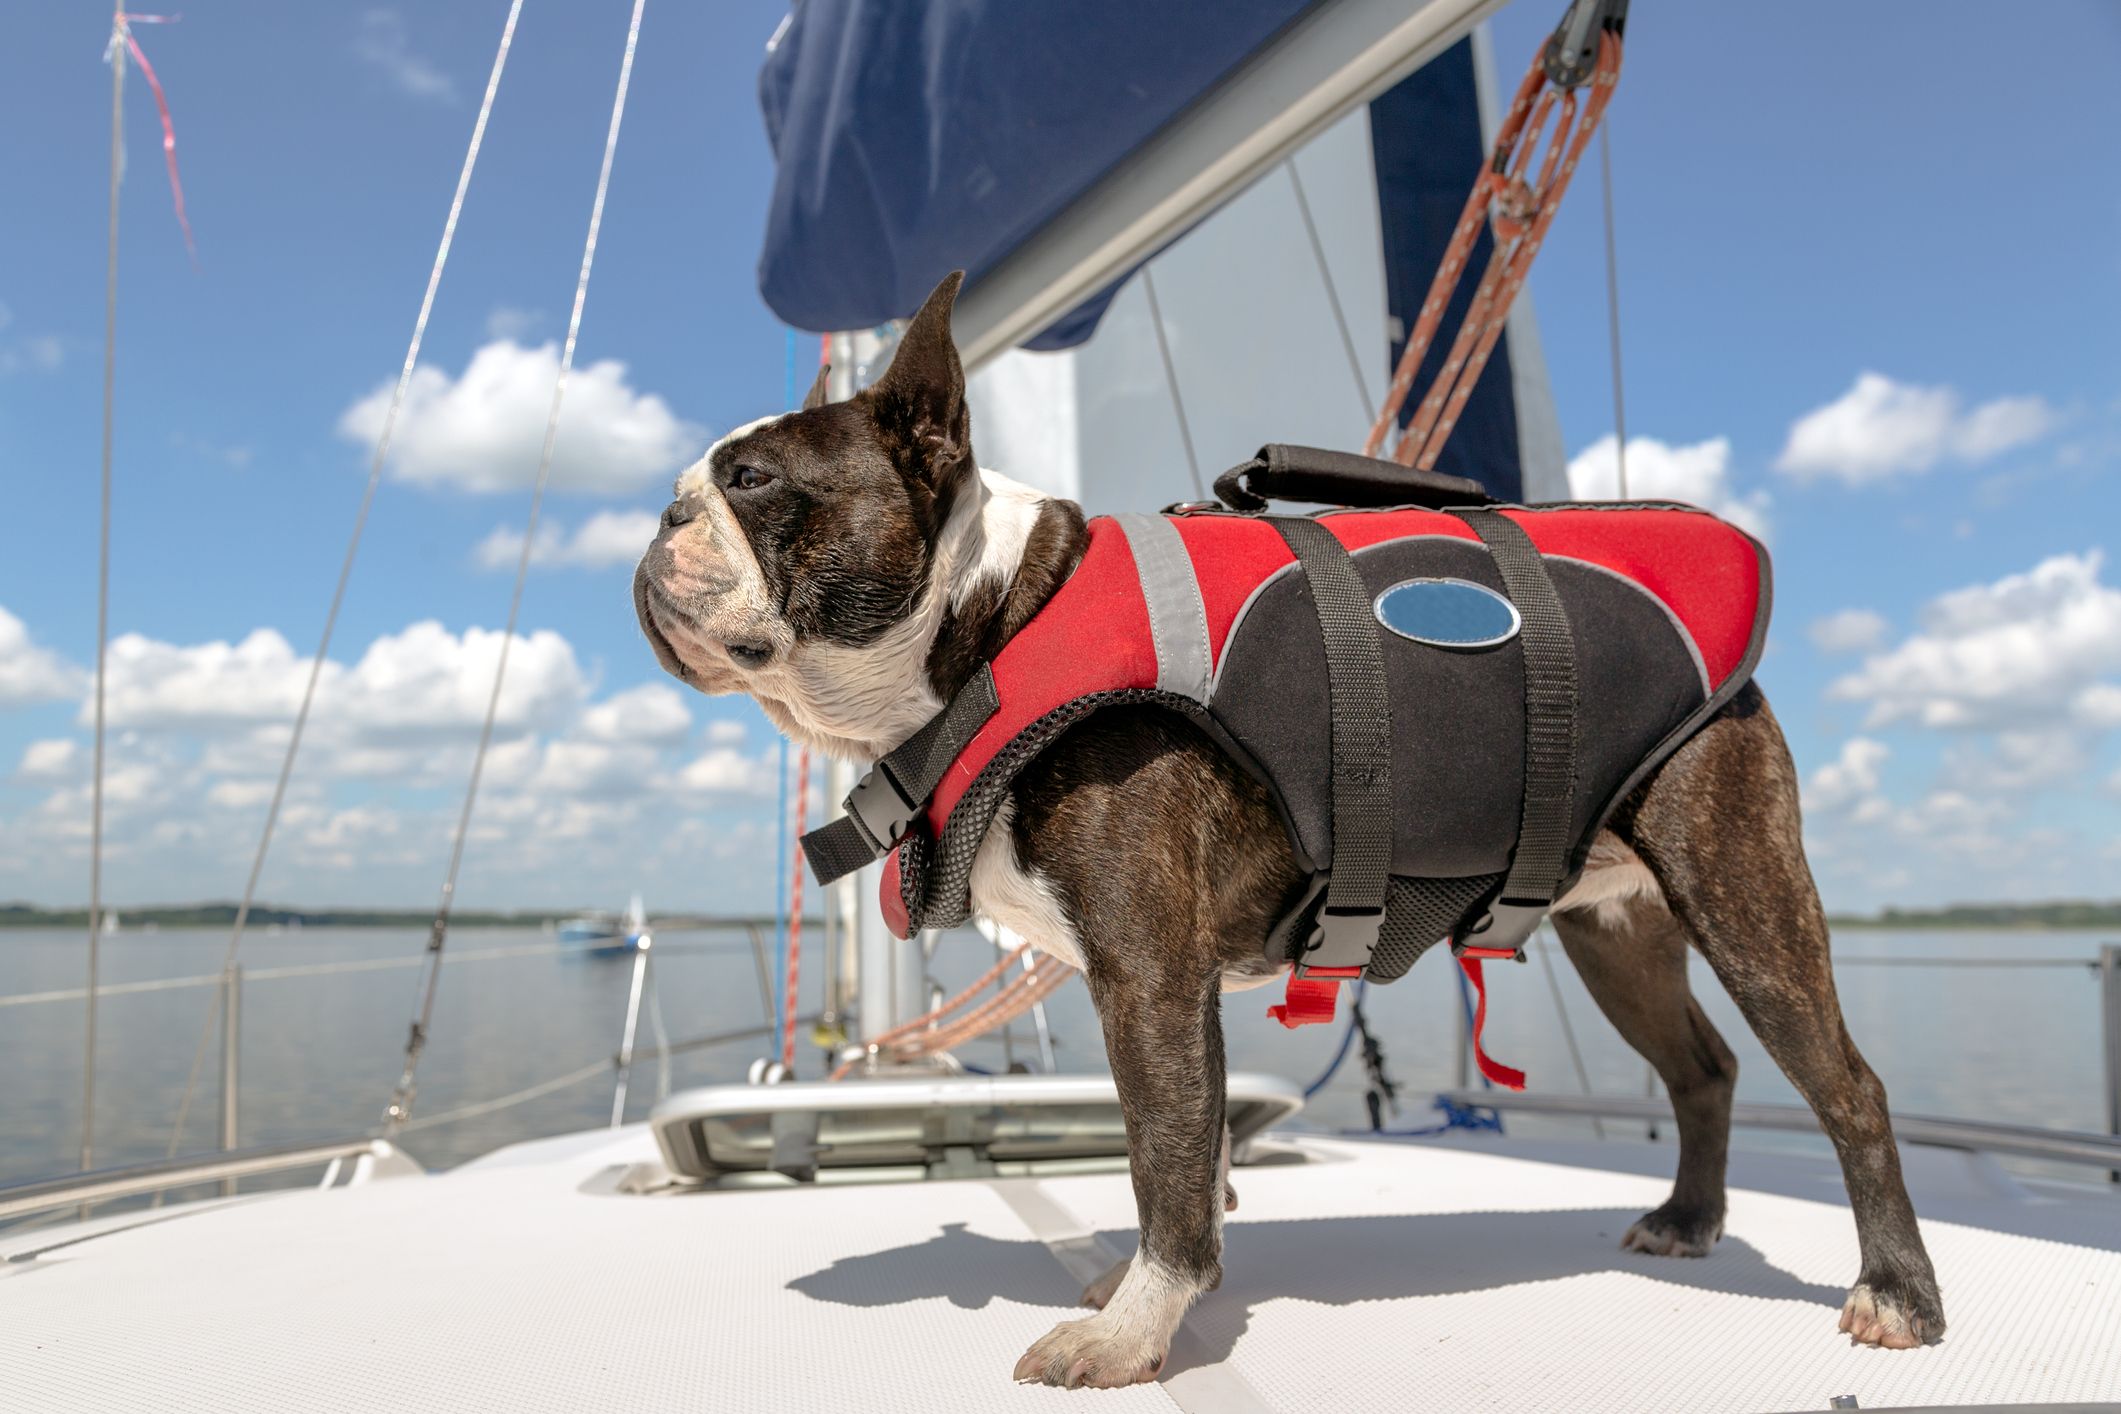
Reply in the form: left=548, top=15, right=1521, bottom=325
left=756, top=3, right=1527, bottom=494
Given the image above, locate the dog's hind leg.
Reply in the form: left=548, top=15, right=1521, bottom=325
left=1550, top=877, right=1737, bottom=1258
left=1627, top=684, right=1944, bottom=1347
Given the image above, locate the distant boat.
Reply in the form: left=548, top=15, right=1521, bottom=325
left=559, top=894, right=649, bottom=958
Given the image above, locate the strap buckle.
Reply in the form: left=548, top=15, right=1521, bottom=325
left=842, top=764, right=918, bottom=856
left=1299, top=904, right=1385, bottom=973
left=1452, top=896, right=1548, bottom=963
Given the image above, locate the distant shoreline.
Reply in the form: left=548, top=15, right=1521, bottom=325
left=7, top=900, right=2120, bottom=932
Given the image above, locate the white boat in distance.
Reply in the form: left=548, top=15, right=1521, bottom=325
left=560, top=894, right=651, bottom=958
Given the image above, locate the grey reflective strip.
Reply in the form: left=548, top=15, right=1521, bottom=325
left=1112, top=512, right=1212, bottom=703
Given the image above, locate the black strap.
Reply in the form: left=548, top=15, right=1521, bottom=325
left=800, top=664, right=1002, bottom=886
left=1270, top=517, right=1393, bottom=972
left=1215, top=444, right=1493, bottom=513
left=1449, top=509, right=1579, bottom=952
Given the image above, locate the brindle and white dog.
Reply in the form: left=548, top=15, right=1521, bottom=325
left=634, top=274, right=1944, bottom=1387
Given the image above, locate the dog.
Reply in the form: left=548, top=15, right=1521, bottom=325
left=634, top=273, right=1944, bottom=1387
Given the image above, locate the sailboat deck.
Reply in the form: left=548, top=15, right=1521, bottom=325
left=4, top=1125, right=2117, bottom=1412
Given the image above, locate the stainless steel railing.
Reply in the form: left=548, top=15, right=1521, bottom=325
left=1433, top=1088, right=2121, bottom=1172
left=0, top=1136, right=419, bottom=1224
left=4, top=935, right=2117, bottom=1212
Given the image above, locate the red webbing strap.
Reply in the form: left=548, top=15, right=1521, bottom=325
left=1268, top=967, right=1361, bottom=1029
left=1457, top=956, right=1526, bottom=1090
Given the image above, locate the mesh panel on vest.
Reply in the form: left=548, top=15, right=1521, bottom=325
left=1365, top=874, right=1499, bottom=981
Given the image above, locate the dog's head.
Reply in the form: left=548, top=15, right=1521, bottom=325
left=634, top=272, right=981, bottom=755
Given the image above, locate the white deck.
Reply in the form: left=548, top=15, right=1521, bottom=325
left=4, top=1126, right=2118, bottom=1412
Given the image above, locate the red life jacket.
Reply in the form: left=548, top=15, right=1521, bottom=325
left=803, top=461, right=1769, bottom=1089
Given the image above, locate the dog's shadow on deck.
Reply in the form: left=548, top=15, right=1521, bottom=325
left=788, top=1208, right=1843, bottom=1368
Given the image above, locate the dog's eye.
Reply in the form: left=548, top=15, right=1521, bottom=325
left=730, top=464, right=773, bottom=491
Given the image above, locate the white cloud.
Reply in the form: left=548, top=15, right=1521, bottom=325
left=16, top=739, right=79, bottom=783
left=678, top=747, right=775, bottom=796
left=1804, top=737, right=1889, bottom=816
left=484, top=307, right=542, bottom=341
left=705, top=719, right=747, bottom=746
left=579, top=683, right=691, bottom=746
left=1807, top=608, right=1889, bottom=656
left=0, top=333, right=64, bottom=376
left=338, top=341, right=705, bottom=494
left=1775, top=373, right=2054, bottom=484
left=95, top=619, right=586, bottom=741
left=1565, top=435, right=1770, bottom=539
left=1829, top=551, right=2121, bottom=730
left=474, top=509, right=659, bottom=571
left=353, top=10, right=456, bottom=103
left=2076, top=683, right=2121, bottom=729
left=0, top=604, right=84, bottom=704
left=1941, top=729, right=2091, bottom=794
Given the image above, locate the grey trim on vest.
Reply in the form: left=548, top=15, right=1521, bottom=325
left=1111, top=512, right=1213, bottom=704
left=1546, top=555, right=1712, bottom=696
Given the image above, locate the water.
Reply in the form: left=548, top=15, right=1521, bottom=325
left=2, top=926, right=2113, bottom=1190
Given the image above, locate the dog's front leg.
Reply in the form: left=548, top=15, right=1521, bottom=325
left=1013, top=929, right=1226, bottom=1388
left=1080, top=1124, right=1234, bottom=1311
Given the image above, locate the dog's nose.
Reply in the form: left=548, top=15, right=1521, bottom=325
left=661, top=499, right=697, bottom=530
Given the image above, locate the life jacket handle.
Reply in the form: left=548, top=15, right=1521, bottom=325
left=1212, top=444, right=1494, bottom=514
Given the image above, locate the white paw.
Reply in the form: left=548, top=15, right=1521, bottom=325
left=1839, top=1282, right=1933, bottom=1349
left=1013, top=1311, right=1166, bottom=1388
left=1081, top=1256, right=1130, bottom=1310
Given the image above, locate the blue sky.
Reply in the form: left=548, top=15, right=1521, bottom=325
left=1, top=1, right=2117, bottom=913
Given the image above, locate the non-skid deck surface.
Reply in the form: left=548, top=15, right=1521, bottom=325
left=4, top=1129, right=2117, bottom=1412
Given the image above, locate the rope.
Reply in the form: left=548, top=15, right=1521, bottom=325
left=1534, top=926, right=1606, bottom=1139
left=83, top=0, right=127, bottom=1182
left=779, top=747, right=811, bottom=1072
left=1598, top=122, right=1628, bottom=499
left=1300, top=979, right=1368, bottom=1098
left=162, top=0, right=530, bottom=1166
left=1140, top=267, right=1205, bottom=500
left=1370, top=1094, right=1506, bottom=1138
left=1364, top=27, right=1623, bottom=470
left=826, top=943, right=1075, bottom=1080
left=1285, top=159, right=1375, bottom=425
left=772, top=736, right=789, bottom=1046
left=396, top=1058, right=610, bottom=1133
left=386, top=0, right=651, bottom=1132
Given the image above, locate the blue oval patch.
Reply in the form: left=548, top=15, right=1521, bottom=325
left=1373, top=578, right=1521, bottom=649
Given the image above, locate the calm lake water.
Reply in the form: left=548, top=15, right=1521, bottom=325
left=2, top=925, right=2114, bottom=1190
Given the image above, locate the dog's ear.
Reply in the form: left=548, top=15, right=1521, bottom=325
left=870, top=271, right=970, bottom=490
left=801, top=363, right=831, bottom=411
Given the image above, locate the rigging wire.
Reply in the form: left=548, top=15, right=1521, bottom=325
left=1534, top=932, right=1607, bottom=1139
left=1598, top=122, right=1629, bottom=499
left=385, top=0, right=651, bottom=1132
left=83, top=0, right=127, bottom=1182
left=1139, top=267, right=1206, bottom=501
left=159, top=0, right=530, bottom=1166
left=779, top=748, right=811, bottom=1073
left=1284, top=160, right=1376, bottom=427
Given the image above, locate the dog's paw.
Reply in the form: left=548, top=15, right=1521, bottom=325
left=1013, top=1313, right=1166, bottom=1389
left=1080, top=1257, right=1130, bottom=1310
left=1839, top=1280, right=1945, bottom=1349
left=1621, top=1203, right=1723, bottom=1258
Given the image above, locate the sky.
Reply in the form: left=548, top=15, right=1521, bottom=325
left=0, top=1, right=2117, bottom=915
